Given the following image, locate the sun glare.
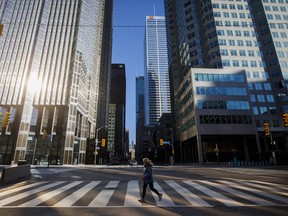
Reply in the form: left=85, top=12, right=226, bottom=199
left=27, top=73, right=41, bottom=95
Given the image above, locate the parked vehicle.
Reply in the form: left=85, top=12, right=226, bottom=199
left=111, top=157, right=120, bottom=165
left=129, top=160, right=138, bottom=166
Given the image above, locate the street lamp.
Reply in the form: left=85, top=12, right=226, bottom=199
left=94, top=125, right=108, bottom=166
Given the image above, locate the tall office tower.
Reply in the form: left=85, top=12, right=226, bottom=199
left=124, top=129, right=129, bottom=158
left=164, top=0, right=288, bottom=164
left=109, top=64, right=126, bottom=159
left=144, top=16, right=171, bottom=126
left=0, top=0, right=112, bottom=165
left=97, top=0, right=113, bottom=136
left=135, top=76, right=145, bottom=159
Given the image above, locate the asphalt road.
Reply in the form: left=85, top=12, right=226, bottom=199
left=0, top=165, right=287, bottom=216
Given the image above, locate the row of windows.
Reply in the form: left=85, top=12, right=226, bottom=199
left=221, top=59, right=265, bottom=68
left=217, top=39, right=259, bottom=47
left=274, top=41, right=288, bottom=48
left=179, top=103, right=194, bottom=120
left=196, top=87, right=247, bottom=96
left=267, top=13, right=288, bottom=21
left=246, top=70, right=267, bottom=79
left=212, top=3, right=248, bottom=10
left=219, top=49, right=260, bottom=57
left=265, top=5, right=287, bottom=12
left=200, top=115, right=252, bottom=125
left=269, top=23, right=288, bottom=29
left=272, top=32, right=287, bottom=38
left=210, top=29, right=256, bottom=38
left=198, top=100, right=250, bottom=110
left=251, top=94, right=275, bottom=103
left=214, top=12, right=251, bottom=19
left=180, top=117, right=195, bottom=132
left=248, top=82, right=272, bottom=91
left=194, top=73, right=245, bottom=82
left=263, top=0, right=288, bottom=3
left=206, top=21, right=255, bottom=30
left=209, top=59, right=264, bottom=70
left=178, top=90, right=192, bottom=107
left=209, top=49, right=262, bottom=61
left=253, top=107, right=277, bottom=115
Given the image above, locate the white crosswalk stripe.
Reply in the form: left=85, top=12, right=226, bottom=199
left=183, top=180, right=244, bottom=206
left=124, top=180, right=142, bottom=207
left=19, top=181, right=83, bottom=207
left=0, top=181, right=65, bottom=206
left=199, top=180, right=275, bottom=206
left=0, top=180, right=287, bottom=208
left=0, top=181, right=47, bottom=197
left=54, top=181, right=101, bottom=207
left=165, top=180, right=211, bottom=207
left=89, top=181, right=119, bottom=207
left=249, top=180, right=288, bottom=193
left=218, top=180, right=288, bottom=204
left=152, top=181, right=174, bottom=206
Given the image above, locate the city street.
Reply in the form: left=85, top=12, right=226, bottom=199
left=0, top=165, right=287, bottom=216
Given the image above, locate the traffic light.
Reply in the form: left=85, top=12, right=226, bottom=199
left=263, top=123, right=270, bottom=136
left=283, top=114, right=288, bottom=127
left=2, top=112, right=10, bottom=128
left=0, top=23, right=3, bottom=37
left=42, top=129, right=47, bottom=139
left=101, top=138, right=105, bottom=147
left=160, top=139, right=164, bottom=146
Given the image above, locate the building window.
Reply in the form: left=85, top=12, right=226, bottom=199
left=257, top=94, right=266, bottom=102
left=253, top=107, right=259, bottom=115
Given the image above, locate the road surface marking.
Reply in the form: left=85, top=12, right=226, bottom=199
left=0, top=182, right=47, bottom=197
left=152, top=181, right=175, bottom=206
left=0, top=181, right=65, bottom=206
left=54, top=181, right=100, bottom=207
left=235, top=180, right=288, bottom=197
left=124, top=180, right=142, bottom=207
left=89, top=181, right=119, bottom=207
left=200, top=180, right=275, bottom=206
left=19, top=181, right=82, bottom=207
left=165, top=180, right=211, bottom=207
left=184, top=180, right=244, bottom=206
left=218, top=180, right=282, bottom=205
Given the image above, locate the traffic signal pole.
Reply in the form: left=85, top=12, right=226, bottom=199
left=264, top=122, right=277, bottom=166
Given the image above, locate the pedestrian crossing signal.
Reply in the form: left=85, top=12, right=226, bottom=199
left=283, top=114, right=288, bottom=127
left=263, top=123, right=270, bottom=136
left=2, top=111, right=10, bottom=128
left=160, top=139, right=164, bottom=146
left=101, top=138, right=105, bottom=147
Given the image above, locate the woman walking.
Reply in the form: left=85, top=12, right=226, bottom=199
left=139, top=157, right=162, bottom=202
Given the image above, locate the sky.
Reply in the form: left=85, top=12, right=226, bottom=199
left=112, top=0, right=165, bottom=144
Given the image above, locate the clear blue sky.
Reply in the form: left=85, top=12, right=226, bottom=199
left=112, top=0, right=165, bottom=144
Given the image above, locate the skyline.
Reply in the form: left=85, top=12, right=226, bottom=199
left=112, top=0, right=165, bottom=144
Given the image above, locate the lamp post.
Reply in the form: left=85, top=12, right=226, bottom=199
left=94, top=125, right=108, bottom=166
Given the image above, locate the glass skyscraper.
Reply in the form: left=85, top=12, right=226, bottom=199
left=135, top=76, right=145, bottom=158
left=164, top=0, right=288, bottom=164
left=144, top=16, right=171, bottom=126
left=108, top=64, right=126, bottom=159
left=0, top=0, right=112, bottom=165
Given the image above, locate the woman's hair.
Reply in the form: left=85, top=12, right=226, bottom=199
left=143, top=157, right=153, bottom=165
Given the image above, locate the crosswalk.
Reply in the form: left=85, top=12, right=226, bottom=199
left=0, top=179, right=287, bottom=208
